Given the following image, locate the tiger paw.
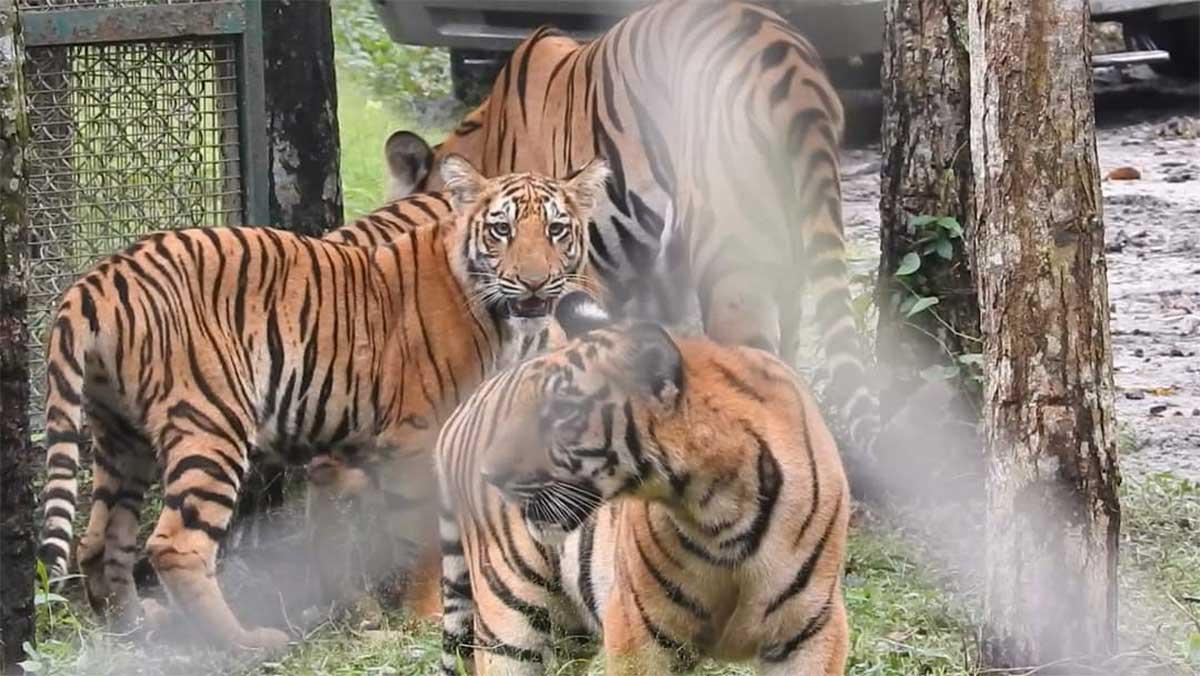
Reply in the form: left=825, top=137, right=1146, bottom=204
left=237, top=626, right=290, bottom=651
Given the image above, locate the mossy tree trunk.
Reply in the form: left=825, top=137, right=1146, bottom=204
left=878, top=0, right=979, bottom=415
left=0, top=2, right=36, bottom=669
left=969, top=0, right=1121, bottom=665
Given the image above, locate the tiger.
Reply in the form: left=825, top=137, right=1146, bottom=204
left=386, top=0, right=881, bottom=471
left=119, top=185, right=458, bottom=616
left=324, top=190, right=453, bottom=246
left=435, top=292, right=850, bottom=675
left=35, top=155, right=610, bottom=650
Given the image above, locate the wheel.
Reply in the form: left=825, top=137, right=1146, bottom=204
left=450, top=48, right=507, bottom=106
left=1126, top=17, right=1199, bottom=79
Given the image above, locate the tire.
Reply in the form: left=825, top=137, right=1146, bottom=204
left=450, top=48, right=507, bottom=106
left=1127, top=17, right=1199, bottom=79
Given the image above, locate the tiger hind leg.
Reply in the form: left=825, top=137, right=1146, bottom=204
left=147, top=440, right=288, bottom=650
left=77, top=435, right=154, bottom=632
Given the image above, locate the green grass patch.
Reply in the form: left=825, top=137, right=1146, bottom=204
left=240, top=526, right=974, bottom=676
left=28, top=474, right=1200, bottom=675
left=1118, top=474, right=1200, bottom=671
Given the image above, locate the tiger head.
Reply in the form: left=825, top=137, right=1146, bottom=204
left=475, top=294, right=692, bottom=544
left=439, top=154, right=609, bottom=322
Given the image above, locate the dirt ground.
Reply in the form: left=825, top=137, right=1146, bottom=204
left=838, top=69, right=1200, bottom=482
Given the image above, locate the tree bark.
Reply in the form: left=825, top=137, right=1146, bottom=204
left=0, top=2, right=37, bottom=669
left=969, top=0, right=1121, bottom=666
left=878, top=0, right=979, bottom=415
left=262, top=0, right=342, bottom=235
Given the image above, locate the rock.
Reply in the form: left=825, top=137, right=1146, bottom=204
left=1164, top=172, right=1194, bottom=184
left=1125, top=389, right=1146, bottom=400
left=1106, top=166, right=1141, bottom=180
left=1133, top=347, right=1144, bottom=357
left=1192, top=408, right=1200, bottom=417
left=1168, top=347, right=1187, bottom=357
left=1149, top=404, right=1168, bottom=416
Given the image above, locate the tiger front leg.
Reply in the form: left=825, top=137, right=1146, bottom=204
left=755, top=595, right=849, bottom=676
left=148, top=443, right=288, bottom=651
left=700, top=268, right=782, bottom=356
left=467, top=548, right=557, bottom=675
left=601, top=586, right=689, bottom=676
left=306, top=454, right=372, bottom=612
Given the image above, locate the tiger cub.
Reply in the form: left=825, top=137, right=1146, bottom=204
left=36, top=156, right=609, bottom=650
left=436, top=294, right=849, bottom=674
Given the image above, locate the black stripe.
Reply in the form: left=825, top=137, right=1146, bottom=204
left=764, top=495, right=842, bottom=617
left=759, top=590, right=836, bottom=663
left=634, top=534, right=710, bottom=621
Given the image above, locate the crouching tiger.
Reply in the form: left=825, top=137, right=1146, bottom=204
left=436, top=293, right=849, bottom=674
left=36, top=156, right=609, bottom=650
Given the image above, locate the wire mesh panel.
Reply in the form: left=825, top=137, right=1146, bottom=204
left=21, top=36, right=243, bottom=424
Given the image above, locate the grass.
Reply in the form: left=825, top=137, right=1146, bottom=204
left=335, top=76, right=445, bottom=223
left=32, top=472, right=1200, bottom=675
left=238, top=525, right=977, bottom=676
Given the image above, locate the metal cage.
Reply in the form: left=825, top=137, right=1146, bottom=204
left=16, top=0, right=267, bottom=425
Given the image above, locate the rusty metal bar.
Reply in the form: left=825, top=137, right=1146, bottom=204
left=20, top=1, right=245, bottom=47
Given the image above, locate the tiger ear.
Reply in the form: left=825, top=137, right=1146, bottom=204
left=384, top=130, right=434, bottom=201
left=440, top=154, right=488, bottom=212
left=623, top=323, right=684, bottom=410
left=563, top=158, right=611, bottom=214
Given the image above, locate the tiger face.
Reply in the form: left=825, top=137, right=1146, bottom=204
left=478, top=307, right=686, bottom=544
left=440, top=155, right=608, bottom=323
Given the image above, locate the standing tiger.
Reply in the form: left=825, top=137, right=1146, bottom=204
left=387, top=0, right=880, bottom=463
left=436, top=293, right=850, bottom=674
left=35, top=156, right=609, bottom=649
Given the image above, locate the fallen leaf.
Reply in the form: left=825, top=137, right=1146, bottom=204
left=1106, top=166, right=1141, bottom=181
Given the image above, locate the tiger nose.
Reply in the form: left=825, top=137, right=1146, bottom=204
left=519, top=273, right=550, bottom=294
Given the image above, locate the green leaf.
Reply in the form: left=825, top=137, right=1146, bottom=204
left=936, top=216, right=964, bottom=238
left=905, top=296, right=940, bottom=318
left=920, top=364, right=961, bottom=382
left=851, top=291, right=875, bottom=318
left=909, top=214, right=938, bottom=228
left=1187, top=632, right=1200, bottom=665
left=895, top=252, right=921, bottom=277
left=935, top=238, right=954, bottom=260
left=18, top=660, right=42, bottom=674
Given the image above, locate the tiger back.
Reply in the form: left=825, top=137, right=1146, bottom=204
left=435, top=296, right=850, bottom=675
left=35, top=157, right=609, bottom=650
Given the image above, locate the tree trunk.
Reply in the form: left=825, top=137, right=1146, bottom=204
left=262, top=0, right=342, bottom=235
left=969, top=0, right=1121, bottom=666
left=0, top=2, right=37, bottom=669
left=878, top=0, right=979, bottom=415
left=228, top=0, right=344, bottom=551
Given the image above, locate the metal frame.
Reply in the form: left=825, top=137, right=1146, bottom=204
left=17, top=0, right=270, bottom=226
left=237, top=0, right=269, bottom=226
